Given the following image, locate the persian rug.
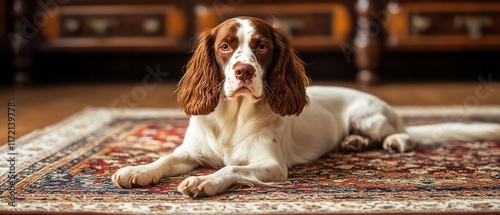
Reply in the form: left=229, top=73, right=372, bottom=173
left=1, top=106, right=500, bottom=215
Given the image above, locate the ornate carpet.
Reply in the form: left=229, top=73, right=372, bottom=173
left=1, top=106, right=500, bottom=215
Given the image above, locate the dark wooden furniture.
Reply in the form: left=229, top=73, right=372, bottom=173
left=0, top=1, right=6, bottom=50
left=194, top=3, right=352, bottom=51
left=385, top=1, right=500, bottom=50
left=1, top=1, right=13, bottom=85
left=40, top=4, right=189, bottom=52
left=4, top=0, right=500, bottom=85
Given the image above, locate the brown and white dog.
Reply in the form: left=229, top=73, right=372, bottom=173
left=112, top=17, right=500, bottom=197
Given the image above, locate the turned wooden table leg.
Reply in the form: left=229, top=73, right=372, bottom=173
left=10, top=0, right=33, bottom=84
left=354, top=0, right=381, bottom=86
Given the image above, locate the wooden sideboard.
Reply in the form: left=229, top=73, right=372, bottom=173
left=3, top=0, right=500, bottom=85
left=385, top=1, right=500, bottom=50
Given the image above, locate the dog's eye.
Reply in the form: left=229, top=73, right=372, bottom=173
left=257, top=44, right=267, bottom=52
left=220, top=44, right=231, bottom=52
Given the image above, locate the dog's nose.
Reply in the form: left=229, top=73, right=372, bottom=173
left=234, top=64, right=255, bottom=81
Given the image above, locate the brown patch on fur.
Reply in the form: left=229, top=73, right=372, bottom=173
left=176, top=30, right=221, bottom=116
left=265, top=26, right=311, bottom=116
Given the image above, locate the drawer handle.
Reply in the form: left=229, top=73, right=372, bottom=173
left=271, top=18, right=305, bottom=37
left=63, top=18, right=81, bottom=34
left=454, top=16, right=493, bottom=39
left=142, top=18, right=161, bottom=34
left=412, top=15, right=432, bottom=33
left=88, top=18, right=120, bottom=36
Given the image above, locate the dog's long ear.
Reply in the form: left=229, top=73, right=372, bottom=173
left=266, top=27, right=311, bottom=116
left=176, top=30, right=221, bottom=116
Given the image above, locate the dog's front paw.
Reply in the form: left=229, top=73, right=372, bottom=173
left=177, top=176, right=225, bottom=198
left=112, top=165, right=160, bottom=188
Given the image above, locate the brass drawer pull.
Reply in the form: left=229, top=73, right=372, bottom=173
left=454, top=16, right=493, bottom=39
left=142, top=18, right=161, bottom=34
left=412, top=15, right=432, bottom=33
left=88, top=18, right=120, bottom=36
left=63, top=18, right=81, bottom=34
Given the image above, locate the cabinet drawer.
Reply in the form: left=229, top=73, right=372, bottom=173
left=41, top=5, right=187, bottom=51
left=386, top=2, right=500, bottom=50
left=60, top=14, right=168, bottom=38
left=195, top=3, right=351, bottom=51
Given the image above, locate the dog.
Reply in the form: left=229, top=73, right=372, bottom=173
left=112, top=16, right=500, bottom=197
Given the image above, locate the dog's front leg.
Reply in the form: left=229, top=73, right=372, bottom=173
left=112, top=150, right=200, bottom=188
left=178, top=160, right=287, bottom=197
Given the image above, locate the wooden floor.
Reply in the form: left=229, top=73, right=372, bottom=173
left=1, top=81, right=499, bottom=145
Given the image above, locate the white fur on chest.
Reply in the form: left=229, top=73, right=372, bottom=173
left=204, top=97, right=278, bottom=166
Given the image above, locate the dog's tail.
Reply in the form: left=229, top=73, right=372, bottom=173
left=406, top=123, right=500, bottom=144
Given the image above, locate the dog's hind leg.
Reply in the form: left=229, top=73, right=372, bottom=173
left=344, top=103, right=415, bottom=153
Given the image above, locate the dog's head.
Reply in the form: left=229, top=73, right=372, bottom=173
left=177, top=17, right=310, bottom=116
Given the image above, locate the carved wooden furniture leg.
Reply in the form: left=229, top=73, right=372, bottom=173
left=10, top=0, right=33, bottom=84
left=354, top=0, right=380, bottom=86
